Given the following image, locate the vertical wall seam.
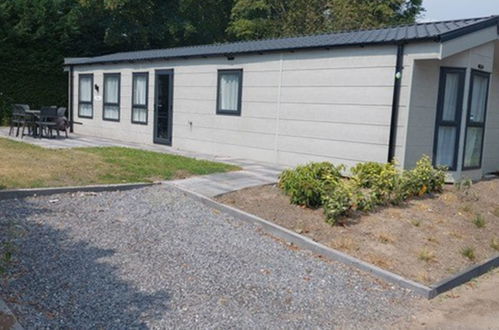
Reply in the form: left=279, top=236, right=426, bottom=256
left=274, top=54, right=284, bottom=163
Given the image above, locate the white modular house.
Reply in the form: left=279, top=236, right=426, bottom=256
left=64, top=16, right=499, bottom=181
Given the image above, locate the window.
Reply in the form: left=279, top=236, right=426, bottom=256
left=433, top=67, right=466, bottom=171
left=78, top=74, right=93, bottom=118
left=103, top=73, right=120, bottom=121
left=217, top=69, right=242, bottom=115
left=463, top=70, right=490, bottom=169
left=132, top=72, right=148, bottom=124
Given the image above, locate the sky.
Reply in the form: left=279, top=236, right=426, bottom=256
left=420, top=0, right=499, bottom=22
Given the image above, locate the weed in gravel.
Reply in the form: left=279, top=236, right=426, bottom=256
left=410, top=219, right=421, bottom=227
left=459, top=204, right=473, bottom=214
left=378, top=233, right=395, bottom=244
left=490, top=238, right=499, bottom=251
left=454, top=179, right=472, bottom=191
left=427, top=237, right=438, bottom=244
left=472, top=214, right=486, bottom=228
left=461, top=247, right=475, bottom=261
left=450, top=231, right=464, bottom=239
left=418, top=248, right=436, bottom=262
left=331, top=237, right=358, bottom=251
left=0, top=242, right=14, bottom=275
left=417, top=272, right=432, bottom=283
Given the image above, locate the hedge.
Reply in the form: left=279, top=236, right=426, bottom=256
left=0, top=63, right=67, bottom=125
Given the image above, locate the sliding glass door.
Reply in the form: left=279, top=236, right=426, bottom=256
left=433, top=68, right=466, bottom=170
left=463, top=70, right=490, bottom=169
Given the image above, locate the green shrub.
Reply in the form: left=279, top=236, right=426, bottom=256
left=402, top=155, right=446, bottom=197
left=351, top=162, right=386, bottom=188
left=279, top=156, right=447, bottom=226
left=352, top=161, right=407, bottom=205
left=323, top=181, right=375, bottom=225
left=472, top=214, right=486, bottom=228
left=278, top=162, right=344, bottom=208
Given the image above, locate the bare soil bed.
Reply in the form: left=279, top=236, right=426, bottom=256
left=216, top=180, right=499, bottom=285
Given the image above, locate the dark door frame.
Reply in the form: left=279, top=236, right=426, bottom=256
left=462, top=69, right=491, bottom=170
left=154, top=69, right=174, bottom=146
left=432, top=66, right=466, bottom=171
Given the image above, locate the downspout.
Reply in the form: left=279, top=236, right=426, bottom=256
left=69, top=65, right=74, bottom=133
left=387, top=43, right=405, bottom=163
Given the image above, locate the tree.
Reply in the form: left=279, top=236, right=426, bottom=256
left=227, top=0, right=425, bottom=40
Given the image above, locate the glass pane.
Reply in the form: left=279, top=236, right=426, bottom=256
left=156, top=74, right=170, bottom=140
left=132, top=108, right=147, bottom=123
left=469, top=74, right=488, bottom=123
left=79, top=103, right=92, bottom=117
left=104, top=105, right=119, bottom=120
left=435, top=126, right=456, bottom=168
left=442, top=73, right=460, bottom=121
left=133, top=75, right=147, bottom=106
left=104, top=76, right=119, bottom=104
left=464, top=127, right=484, bottom=168
left=80, top=76, right=92, bottom=102
left=219, top=72, right=240, bottom=111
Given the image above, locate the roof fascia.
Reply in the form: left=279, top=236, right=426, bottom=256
left=440, top=25, right=499, bottom=59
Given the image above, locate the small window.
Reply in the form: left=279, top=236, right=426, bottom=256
left=103, top=73, right=120, bottom=121
left=132, top=72, right=148, bottom=124
left=78, top=74, right=93, bottom=118
left=217, top=69, right=242, bottom=115
left=463, top=70, right=490, bottom=170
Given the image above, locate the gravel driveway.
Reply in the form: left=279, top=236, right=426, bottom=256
left=0, top=186, right=418, bottom=329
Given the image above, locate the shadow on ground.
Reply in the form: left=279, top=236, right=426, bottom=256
left=0, top=198, right=169, bottom=329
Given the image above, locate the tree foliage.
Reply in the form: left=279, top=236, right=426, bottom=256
left=228, top=0, right=424, bottom=40
left=0, top=0, right=423, bottom=124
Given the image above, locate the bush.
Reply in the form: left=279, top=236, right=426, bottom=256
left=402, top=156, right=447, bottom=197
left=323, top=181, right=375, bottom=225
left=351, top=162, right=387, bottom=188
left=279, top=162, right=344, bottom=208
left=352, top=161, right=413, bottom=205
left=279, top=155, right=447, bottom=225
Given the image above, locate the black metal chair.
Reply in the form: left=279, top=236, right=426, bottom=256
left=8, top=104, right=30, bottom=138
left=35, top=106, right=58, bottom=138
left=55, top=107, right=69, bottom=138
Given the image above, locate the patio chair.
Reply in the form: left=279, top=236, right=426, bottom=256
left=35, top=106, right=58, bottom=138
left=54, top=107, right=69, bottom=138
left=8, top=104, right=30, bottom=138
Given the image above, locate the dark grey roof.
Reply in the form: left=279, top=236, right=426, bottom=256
left=65, top=15, right=499, bottom=66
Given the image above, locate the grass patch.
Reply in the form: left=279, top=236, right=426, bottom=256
left=418, top=248, right=436, bottom=262
left=461, top=247, right=475, bottom=261
left=0, top=138, right=239, bottom=189
left=491, top=238, right=499, bottom=251
left=472, top=214, right=486, bottom=228
left=410, top=219, right=421, bottom=227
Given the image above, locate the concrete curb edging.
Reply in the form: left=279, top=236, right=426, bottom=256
left=0, top=297, right=23, bottom=330
left=173, top=185, right=499, bottom=299
left=0, top=182, right=157, bottom=200
left=428, top=254, right=499, bottom=298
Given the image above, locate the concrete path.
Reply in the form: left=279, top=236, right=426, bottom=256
left=0, top=127, right=285, bottom=196
left=167, top=162, right=284, bottom=197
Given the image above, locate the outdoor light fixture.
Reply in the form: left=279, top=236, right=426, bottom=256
left=94, top=83, right=99, bottom=92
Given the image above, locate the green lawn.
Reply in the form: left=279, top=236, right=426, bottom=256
left=0, top=138, right=239, bottom=189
